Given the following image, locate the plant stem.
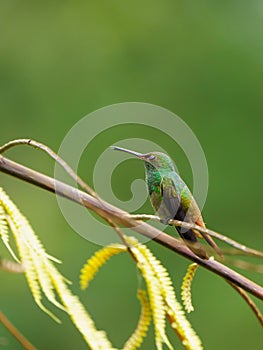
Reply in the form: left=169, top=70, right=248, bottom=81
left=128, top=214, right=263, bottom=258
left=0, top=311, right=36, bottom=350
left=228, top=282, right=263, bottom=327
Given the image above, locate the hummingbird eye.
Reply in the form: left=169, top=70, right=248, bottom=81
left=148, top=155, right=155, bottom=160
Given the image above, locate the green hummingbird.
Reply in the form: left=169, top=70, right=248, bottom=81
left=112, top=146, right=221, bottom=259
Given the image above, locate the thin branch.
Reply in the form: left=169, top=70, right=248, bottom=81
left=129, top=214, right=263, bottom=259
left=129, top=216, right=263, bottom=274
left=228, top=282, right=263, bottom=327
left=1, top=155, right=263, bottom=301
left=0, top=138, right=96, bottom=197
left=169, top=219, right=263, bottom=258
left=105, top=218, right=138, bottom=263
left=0, top=311, right=36, bottom=350
left=223, top=257, right=263, bottom=273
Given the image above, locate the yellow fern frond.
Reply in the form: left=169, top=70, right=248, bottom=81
left=7, top=217, right=61, bottom=322
left=80, top=244, right=126, bottom=290
left=144, top=249, right=202, bottom=350
left=181, top=263, right=198, bottom=313
left=127, top=237, right=203, bottom=350
left=123, top=289, right=151, bottom=350
left=125, top=237, right=172, bottom=350
left=80, top=239, right=156, bottom=350
left=47, top=260, right=117, bottom=350
left=30, top=249, right=66, bottom=312
left=0, top=202, right=19, bottom=262
left=0, top=188, right=116, bottom=349
left=135, top=250, right=172, bottom=350
left=167, top=304, right=203, bottom=350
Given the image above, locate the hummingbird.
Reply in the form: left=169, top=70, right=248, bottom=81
left=112, top=146, right=221, bottom=259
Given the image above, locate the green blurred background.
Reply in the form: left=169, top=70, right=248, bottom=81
left=1, top=1, right=263, bottom=349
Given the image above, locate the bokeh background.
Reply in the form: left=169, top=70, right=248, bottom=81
left=1, top=1, right=263, bottom=349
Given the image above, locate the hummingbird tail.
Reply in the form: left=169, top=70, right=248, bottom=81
left=177, top=229, right=209, bottom=259
left=195, top=230, right=223, bottom=258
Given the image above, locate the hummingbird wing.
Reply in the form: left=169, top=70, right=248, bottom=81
left=160, top=175, right=199, bottom=224
left=160, top=176, right=198, bottom=240
left=160, top=175, right=221, bottom=258
left=159, top=176, right=181, bottom=219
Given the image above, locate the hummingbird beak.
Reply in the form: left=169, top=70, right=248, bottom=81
left=111, top=146, right=144, bottom=159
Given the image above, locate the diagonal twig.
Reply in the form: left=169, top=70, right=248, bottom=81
left=0, top=311, right=36, bottom=350
left=104, top=218, right=138, bottom=263
left=0, top=138, right=96, bottom=197
left=228, top=282, right=263, bottom=327
left=128, top=214, right=263, bottom=259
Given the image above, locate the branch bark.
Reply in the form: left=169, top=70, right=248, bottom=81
left=1, top=155, right=263, bottom=301
left=0, top=311, right=36, bottom=350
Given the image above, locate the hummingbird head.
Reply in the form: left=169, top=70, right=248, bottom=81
left=111, top=146, right=175, bottom=172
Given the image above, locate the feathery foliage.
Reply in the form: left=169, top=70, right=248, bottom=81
left=80, top=236, right=203, bottom=350
left=127, top=237, right=203, bottom=350
left=80, top=243, right=152, bottom=349
left=126, top=237, right=173, bottom=350
left=123, top=289, right=152, bottom=350
left=0, top=199, right=19, bottom=262
left=0, top=187, right=116, bottom=349
left=80, top=244, right=126, bottom=290
left=181, top=263, right=199, bottom=313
